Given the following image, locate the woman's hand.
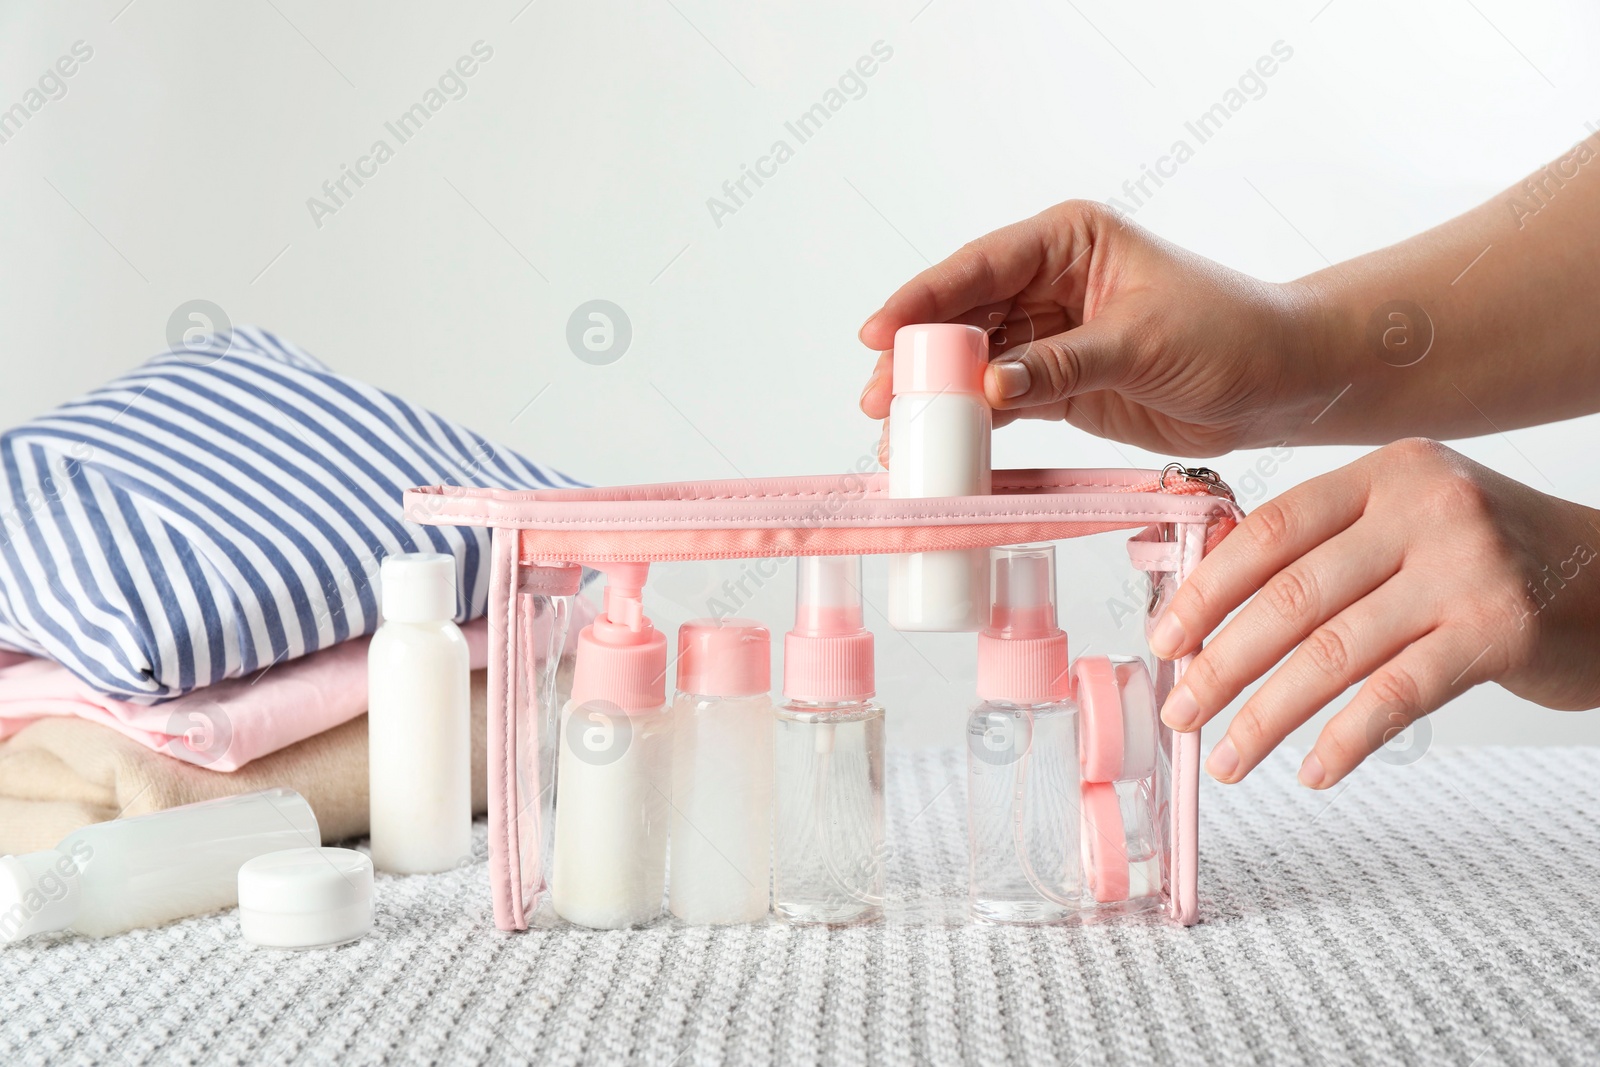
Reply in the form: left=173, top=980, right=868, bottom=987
left=1152, top=438, right=1600, bottom=788
left=858, top=200, right=1336, bottom=457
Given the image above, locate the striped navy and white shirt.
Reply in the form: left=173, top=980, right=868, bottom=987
left=0, top=326, right=580, bottom=703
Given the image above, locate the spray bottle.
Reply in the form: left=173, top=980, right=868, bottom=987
left=772, top=555, right=884, bottom=925
left=965, top=544, right=1081, bottom=923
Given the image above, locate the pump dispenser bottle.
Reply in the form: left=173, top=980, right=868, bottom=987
left=773, top=555, right=885, bottom=925
left=669, top=617, right=774, bottom=925
left=551, top=562, right=671, bottom=929
left=966, top=544, right=1082, bottom=923
left=0, top=789, right=320, bottom=942
left=887, top=323, right=992, bottom=631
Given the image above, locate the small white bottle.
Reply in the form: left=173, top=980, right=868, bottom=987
left=551, top=562, right=671, bottom=929
left=0, top=789, right=320, bottom=942
left=669, top=617, right=774, bottom=925
left=888, top=323, right=993, bottom=632
left=368, top=552, right=472, bottom=874
left=967, top=544, right=1081, bottom=924
left=773, top=555, right=885, bottom=926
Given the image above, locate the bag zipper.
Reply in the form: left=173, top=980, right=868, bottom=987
left=1160, top=463, right=1236, bottom=502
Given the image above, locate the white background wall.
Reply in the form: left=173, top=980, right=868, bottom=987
left=2, top=0, right=1597, bottom=752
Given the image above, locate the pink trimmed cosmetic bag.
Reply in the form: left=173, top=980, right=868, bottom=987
left=404, top=465, right=1241, bottom=930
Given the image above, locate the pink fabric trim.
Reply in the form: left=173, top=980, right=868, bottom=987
left=486, top=527, right=524, bottom=932
left=1166, top=521, right=1207, bottom=926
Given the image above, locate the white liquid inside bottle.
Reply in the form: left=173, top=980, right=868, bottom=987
left=669, top=617, right=774, bottom=925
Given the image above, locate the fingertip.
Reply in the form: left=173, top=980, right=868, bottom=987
left=1160, top=683, right=1198, bottom=731
left=1297, top=750, right=1327, bottom=789
left=1205, top=735, right=1240, bottom=783
left=1148, top=610, right=1188, bottom=660
left=858, top=309, right=892, bottom=348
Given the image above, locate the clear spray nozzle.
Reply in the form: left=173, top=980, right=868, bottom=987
left=987, top=544, right=1060, bottom=639
left=793, top=555, right=866, bottom=637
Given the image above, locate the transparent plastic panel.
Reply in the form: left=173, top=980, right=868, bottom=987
left=511, top=579, right=573, bottom=920
left=509, top=531, right=1181, bottom=930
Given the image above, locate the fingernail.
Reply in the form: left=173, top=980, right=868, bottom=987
left=859, top=373, right=879, bottom=407
left=1206, top=736, right=1239, bottom=782
left=1298, top=751, right=1325, bottom=789
left=1149, top=611, right=1186, bottom=659
left=993, top=360, right=1031, bottom=400
left=858, top=307, right=883, bottom=337
left=1161, top=683, right=1199, bottom=730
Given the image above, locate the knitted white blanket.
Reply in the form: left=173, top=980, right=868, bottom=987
left=2, top=747, right=1596, bottom=1066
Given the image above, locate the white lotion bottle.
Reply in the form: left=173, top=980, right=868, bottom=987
left=669, top=617, right=773, bottom=925
left=0, top=789, right=320, bottom=942
left=551, top=562, right=671, bottom=929
left=887, top=323, right=992, bottom=631
left=368, top=552, right=472, bottom=874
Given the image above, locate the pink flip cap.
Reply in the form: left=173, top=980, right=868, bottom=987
left=893, top=323, right=988, bottom=394
left=677, top=618, right=771, bottom=697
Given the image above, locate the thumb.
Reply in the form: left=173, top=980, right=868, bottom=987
left=983, top=317, right=1129, bottom=410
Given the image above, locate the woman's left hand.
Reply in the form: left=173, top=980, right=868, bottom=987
left=1152, top=438, right=1600, bottom=788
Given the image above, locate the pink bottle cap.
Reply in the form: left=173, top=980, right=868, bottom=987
left=975, top=545, right=1069, bottom=704
left=783, top=556, right=874, bottom=703
left=570, top=562, right=667, bottom=713
left=676, top=617, right=771, bottom=698
left=892, top=323, right=988, bottom=394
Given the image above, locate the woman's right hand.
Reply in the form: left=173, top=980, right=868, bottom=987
left=858, top=200, right=1336, bottom=457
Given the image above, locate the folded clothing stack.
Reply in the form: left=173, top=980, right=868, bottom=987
left=0, top=327, right=584, bottom=845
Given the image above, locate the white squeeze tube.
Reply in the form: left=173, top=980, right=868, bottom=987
left=887, top=323, right=993, bottom=631
left=0, top=789, right=320, bottom=942
left=368, top=553, right=473, bottom=875
left=551, top=562, right=671, bottom=929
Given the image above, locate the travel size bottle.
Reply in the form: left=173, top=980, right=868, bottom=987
left=551, top=562, right=671, bottom=929
left=368, top=552, right=472, bottom=874
left=887, top=323, right=992, bottom=631
left=669, top=617, right=774, bottom=925
left=773, top=555, right=885, bottom=926
left=966, top=544, right=1082, bottom=924
left=0, top=789, right=320, bottom=942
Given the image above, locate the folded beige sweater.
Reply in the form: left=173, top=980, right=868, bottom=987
left=0, top=671, right=491, bottom=855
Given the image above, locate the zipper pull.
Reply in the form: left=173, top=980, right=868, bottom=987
left=1159, top=463, right=1236, bottom=503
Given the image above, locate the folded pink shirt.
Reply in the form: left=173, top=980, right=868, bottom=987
left=0, top=621, right=501, bottom=771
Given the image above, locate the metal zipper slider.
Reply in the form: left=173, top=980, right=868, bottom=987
left=1160, top=463, right=1236, bottom=503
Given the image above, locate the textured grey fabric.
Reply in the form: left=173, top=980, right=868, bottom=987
left=2, top=747, right=1597, bottom=1066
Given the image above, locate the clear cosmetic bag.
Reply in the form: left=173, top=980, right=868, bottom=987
left=404, top=466, right=1240, bottom=931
